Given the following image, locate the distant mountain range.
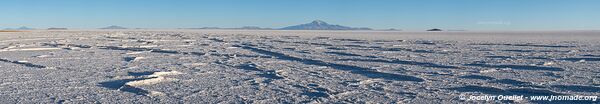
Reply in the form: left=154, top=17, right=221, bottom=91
left=184, top=26, right=273, bottom=30
left=280, top=20, right=372, bottom=30
left=235, top=26, right=273, bottom=30
left=100, top=25, right=127, bottom=29
left=4, top=26, right=34, bottom=30
left=47, top=28, right=68, bottom=30
left=186, top=20, right=372, bottom=30
left=1, top=21, right=460, bottom=31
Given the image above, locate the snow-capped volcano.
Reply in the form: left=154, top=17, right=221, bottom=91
left=100, top=25, right=127, bottom=29
left=281, top=20, right=371, bottom=30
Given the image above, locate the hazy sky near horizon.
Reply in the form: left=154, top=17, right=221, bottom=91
left=1, top=0, right=599, bottom=30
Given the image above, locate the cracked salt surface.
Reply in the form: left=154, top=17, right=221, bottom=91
left=1, top=30, right=599, bottom=103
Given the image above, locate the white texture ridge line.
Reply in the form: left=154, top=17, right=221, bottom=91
left=0, top=48, right=63, bottom=52
left=126, top=71, right=183, bottom=86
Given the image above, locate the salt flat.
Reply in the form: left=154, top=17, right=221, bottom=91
left=0, top=30, right=599, bottom=103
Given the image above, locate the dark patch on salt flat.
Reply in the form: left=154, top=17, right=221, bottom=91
left=119, top=85, right=151, bottom=95
left=302, top=91, right=329, bottom=98
left=57, top=99, right=65, bottom=104
left=271, top=40, right=288, bottom=43
left=526, top=56, right=552, bottom=60
left=128, top=71, right=157, bottom=77
left=464, top=63, right=563, bottom=71
left=351, top=41, right=369, bottom=44
left=282, top=48, right=295, bottom=51
left=324, top=51, right=362, bottom=57
left=240, top=44, right=425, bottom=82
left=69, top=44, right=92, bottom=48
left=209, top=38, right=225, bottom=42
left=314, top=37, right=330, bottom=40
left=472, top=43, right=575, bottom=48
left=414, top=41, right=436, bottom=45
left=486, top=56, right=513, bottom=59
left=123, top=57, right=136, bottom=62
left=184, top=52, right=206, bottom=56
left=337, top=58, right=458, bottom=69
left=581, top=54, right=600, bottom=57
left=98, top=78, right=153, bottom=96
left=366, top=46, right=382, bottom=49
left=150, top=49, right=179, bottom=54
left=458, top=75, right=496, bottom=80
left=503, top=49, right=535, bottom=52
left=343, top=44, right=368, bottom=48
left=98, top=78, right=144, bottom=89
left=559, top=58, right=600, bottom=62
left=310, top=43, right=333, bottom=46
left=292, top=41, right=309, bottom=45
left=333, top=38, right=364, bottom=42
left=326, top=47, right=346, bottom=50
left=0, top=58, right=46, bottom=69
left=135, top=40, right=153, bottom=44
left=307, top=83, right=319, bottom=87
left=281, top=36, right=299, bottom=38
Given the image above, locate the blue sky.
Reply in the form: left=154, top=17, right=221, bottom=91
left=1, top=0, right=599, bottom=30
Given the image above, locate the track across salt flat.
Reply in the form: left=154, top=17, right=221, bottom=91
left=0, top=30, right=599, bottom=103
